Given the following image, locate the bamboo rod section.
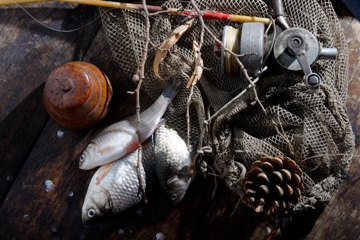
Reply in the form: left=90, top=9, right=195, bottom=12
left=1, top=0, right=271, bottom=24
left=1, top=0, right=46, bottom=5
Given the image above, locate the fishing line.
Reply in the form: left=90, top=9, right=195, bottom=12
left=11, top=1, right=104, bottom=33
left=223, top=26, right=241, bottom=74
left=297, top=9, right=324, bottom=33
left=222, top=11, right=274, bottom=75
left=248, top=11, right=276, bottom=70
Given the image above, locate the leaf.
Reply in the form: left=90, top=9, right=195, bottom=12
left=186, top=40, right=203, bottom=88
left=153, top=19, right=194, bottom=79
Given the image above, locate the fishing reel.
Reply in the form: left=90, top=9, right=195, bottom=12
left=215, top=20, right=337, bottom=88
left=214, top=23, right=267, bottom=78
left=273, top=27, right=337, bottom=88
left=215, top=22, right=337, bottom=88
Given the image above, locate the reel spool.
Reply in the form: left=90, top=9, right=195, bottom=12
left=215, top=23, right=265, bottom=78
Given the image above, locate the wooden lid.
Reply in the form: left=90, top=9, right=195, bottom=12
left=43, top=62, right=112, bottom=129
left=44, top=63, right=92, bottom=111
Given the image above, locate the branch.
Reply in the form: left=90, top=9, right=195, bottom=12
left=196, top=12, right=274, bottom=130
left=134, top=0, right=151, bottom=204
left=187, top=0, right=206, bottom=151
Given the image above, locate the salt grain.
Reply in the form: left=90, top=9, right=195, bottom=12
left=135, top=206, right=143, bottom=216
left=6, top=175, right=13, bottom=182
left=22, top=214, right=30, bottom=223
left=51, top=224, right=59, bottom=233
left=79, top=234, right=86, bottom=240
left=156, top=232, right=165, bottom=240
left=67, top=191, right=74, bottom=198
left=57, top=130, right=64, bottom=138
left=45, top=180, right=55, bottom=192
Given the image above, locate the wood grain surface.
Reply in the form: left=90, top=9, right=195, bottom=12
left=304, top=5, right=360, bottom=238
left=0, top=2, right=101, bottom=206
left=0, top=1, right=359, bottom=240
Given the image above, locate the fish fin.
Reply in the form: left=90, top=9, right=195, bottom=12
left=161, top=77, right=181, bottom=100
left=98, top=145, right=117, bottom=154
left=124, top=141, right=139, bottom=153
left=157, top=118, right=166, bottom=128
left=95, top=164, right=112, bottom=185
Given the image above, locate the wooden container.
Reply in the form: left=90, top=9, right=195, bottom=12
left=43, top=61, right=113, bottom=129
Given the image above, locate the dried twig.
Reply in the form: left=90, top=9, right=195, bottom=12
left=187, top=1, right=205, bottom=151
left=133, top=0, right=152, bottom=204
left=205, top=76, right=261, bottom=124
left=186, top=9, right=261, bottom=124
left=186, top=85, right=195, bottom=150
left=186, top=40, right=204, bottom=88
left=153, top=19, right=194, bottom=79
left=183, top=0, right=207, bottom=153
left=188, top=0, right=262, bottom=176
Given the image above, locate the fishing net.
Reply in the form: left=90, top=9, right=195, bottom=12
left=99, top=0, right=355, bottom=212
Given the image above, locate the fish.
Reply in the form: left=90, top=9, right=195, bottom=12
left=81, top=140, right=156, bottom=223
left=79, top=77, right=181, bottom=170
left=153, top=124, right=196, bottom=205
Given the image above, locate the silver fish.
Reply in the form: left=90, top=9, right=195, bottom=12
left=154, top=124, right=196, bottom=205
left=79, top=78, right=181, bottom=170
left=81, top=140, right=156, bottom=223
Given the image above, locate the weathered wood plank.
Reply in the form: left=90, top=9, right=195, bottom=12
left=0, top=122, right=92, bottom=239
left=191, top=181, right=269, bottom=240
left=303, top=4, right=360, bottom=240
left=304, top=158, right=360, bottom=239
left=0, top=26, right=120, bottom=239
left=0, top=3, right=101, bottom=121
left=0, top=25, right=214, bottom=240
left=0, top=3, right=101, bottom=204
left=1, top=1, right=359, bottom=240
left=304, top=72, right=360, bottom=240
left=0, top=84, right=49, bottom=204
left=194, top=2, right=360, bottom=239
left=331, top=1, right=360, bottom=86
left=192, top=181, right=324, bottom=240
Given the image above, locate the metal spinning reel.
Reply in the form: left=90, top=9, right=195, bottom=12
left=273, top=27, right=337, bottom=88
left=215, top=0, right=338, bottom=88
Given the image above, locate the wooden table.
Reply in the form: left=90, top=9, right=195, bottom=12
left=0, top=1, right=359, bottom=239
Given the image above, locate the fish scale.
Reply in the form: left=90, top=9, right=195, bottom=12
left=79, top=77, right=181, bottom=170
left=81, top=140, right=156, bottom=223
left=154, top=124, right=196, bottom=205
left=103, top=152, right=153, bottom=214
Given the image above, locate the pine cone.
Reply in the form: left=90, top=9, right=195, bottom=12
left=242, top=156, right=304, bottom=215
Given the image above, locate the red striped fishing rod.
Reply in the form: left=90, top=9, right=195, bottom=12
left=2, top=0, right=271, bottom=24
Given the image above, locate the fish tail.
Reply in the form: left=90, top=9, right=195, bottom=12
left=161, top=77, right=181, bottom=100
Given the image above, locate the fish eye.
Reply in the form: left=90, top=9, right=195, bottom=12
left=80, top=154, right=85, bottom=162
left=87, top=208, right=96, bottom=218
left=170, top=193, right=178, bottom=201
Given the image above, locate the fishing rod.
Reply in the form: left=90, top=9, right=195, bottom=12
left=2, top=0, right=271, bottom=24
